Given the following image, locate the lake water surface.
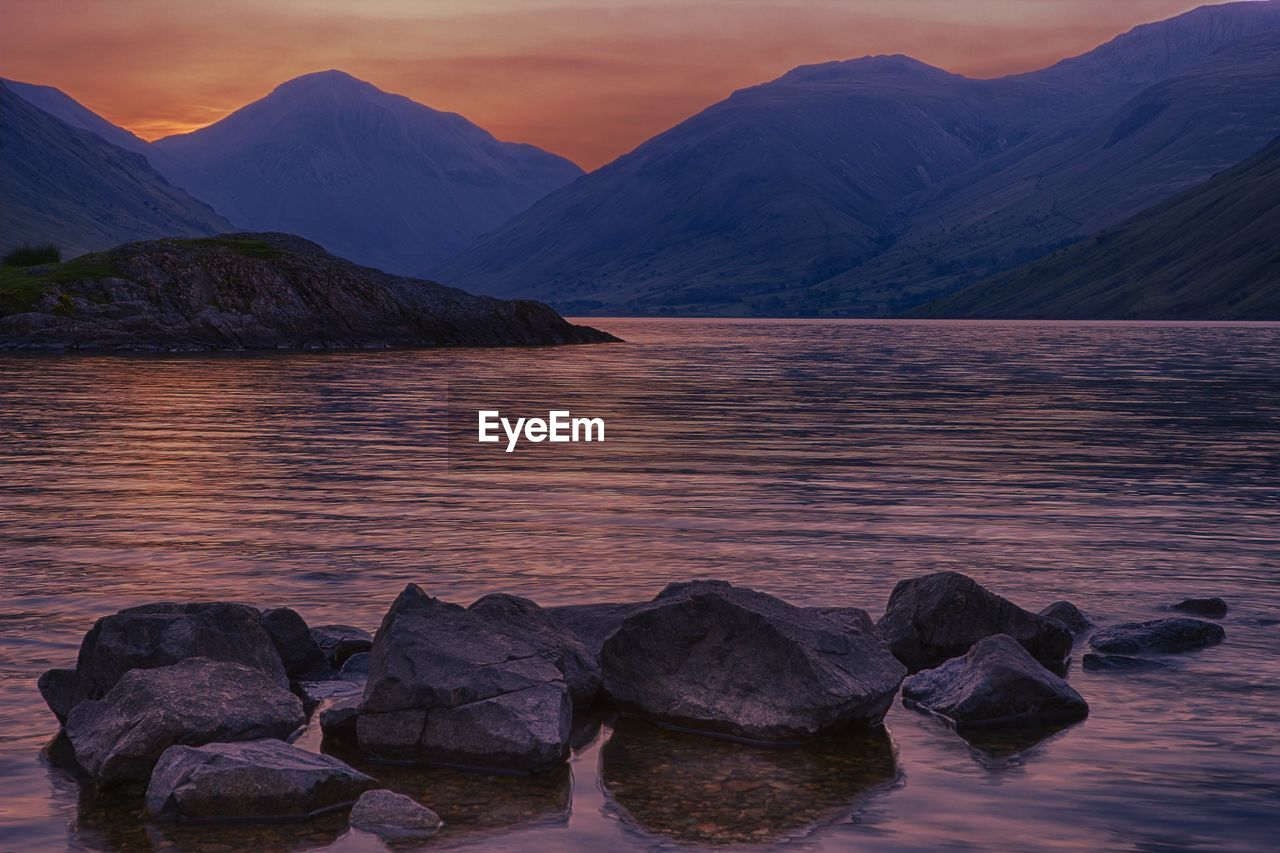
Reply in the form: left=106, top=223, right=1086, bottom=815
left=2, top=319, right=1278, bottom=851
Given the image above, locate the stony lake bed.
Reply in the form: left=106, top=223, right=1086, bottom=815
left=3, top=319, right=1280, bottom=850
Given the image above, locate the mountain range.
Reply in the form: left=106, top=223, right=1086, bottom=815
left=436, top=0, right=1280, bottom=316
left=3, top=72, right=582, bottom=275
left=4, top=1, right=1279, bottom=319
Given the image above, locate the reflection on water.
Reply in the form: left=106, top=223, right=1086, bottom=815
left=3, top=319, right=1280, bottom=850
left=601, top=718, right=899, bottom=845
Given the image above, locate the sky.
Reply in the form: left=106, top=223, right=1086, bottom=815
left=0, top=0, right=1240, bottom=169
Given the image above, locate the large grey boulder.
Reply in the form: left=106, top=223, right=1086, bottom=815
left=1089, top=618, right=1225, bottom=655
left=68, top=602, right=287, bottom=705
left=469, top=593, right=602, bottom=705
left=146, top=739, right=375, bottom=822
left=65, top=657, right=304, bottom=786
left=1039, top=601, right=1092, bottom=635
left=349, top=789, right=443, bottom=840
left=548, top=602, right=644, bottom=657
left=902, top=634, right=1089, bottom=728
left=356, top=584, right=571, bottom=773
left=311, top=624, right=373, bottom=667
left=877, top=572, right=1073, bottom=672
left=259, top=607, right=328, bottom=679
left=1170, top=597, right=1229, bottom=618
left=600, top=580, right=905, bottom=742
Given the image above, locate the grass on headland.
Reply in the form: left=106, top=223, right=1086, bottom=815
left=3, top=243, right=61, bottom=267
left=0, top=252, right=120, bottom=315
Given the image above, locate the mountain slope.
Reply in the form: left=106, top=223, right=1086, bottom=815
left=150, top=71, right=583, bottom=276
left=435, top=57, right=1073, bottom=314
left=3, top=78, right=151, bottom=154
left=808, top=29, right=1280, bottom=313
left=911, top=137, right=1280, bottom=320
left=436, top=1, right=1280, bottom=316
left=0, top=233, right=617, bottom=351
left=0, top=82, right=233, bottom=258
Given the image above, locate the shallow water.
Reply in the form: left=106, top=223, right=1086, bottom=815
left=2, top=319, right=1279, bottom=851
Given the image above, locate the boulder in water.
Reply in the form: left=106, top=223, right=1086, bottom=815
left=69, top=602, right=287, bottom=705
left=469, top=593, right=602, bottom=705
left=348, top=789, right=444, bottom=839
left=145, top=739, right=375, bottom=822
left=1039, top=601, right=1092, bottom=635
left=902, top=634, right=1088, bottom=728
left=877, top=572, right=1073, bottom=672
left=311, top=624, right=373, bottom=668
left=259, top=607, right=329, bottom=680
left=356, top=584, right=571, bottom=773
left=600, top=580, right=905, bottom=742
left=1170, top=597, right=1228, bottom=618
left=37, top=668, right=79, bottom=724
left=65, top=657, right=304, bottom=786
left=548, top=602, right=644, bottom=657
left=1089, top=618, right=1225, bottom=655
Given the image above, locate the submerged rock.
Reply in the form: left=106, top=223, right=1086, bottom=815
left=902, top=634, right=1088, bottom=728
left=357, top=584, right=571, bottom=773
left=1089, top=618, right=1225, bottom=655
left=600, top=580, right=905, bottom=742
left=311, top=625, right=373, bottom=668
left=259, top=607, right=329, bottom=680
left=1170, top=597, right=1229, bottom=618
left=1082, top=653, right=1173, bottom=673
left=548, top=602, right=644, bottom=657
left=146, top=739, right=374, bottom=822
left=348, top=789, right=443, bottom=840
left=65, top=657, right=304, bottom=786
left=1039, top=601, right=1092, bottom=635
left=877, top=572, right=1073, bottom=672
left=469, top=593, right=602, bottom=705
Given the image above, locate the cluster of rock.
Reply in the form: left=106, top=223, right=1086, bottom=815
left=37, top=574, right=1230, bottom=830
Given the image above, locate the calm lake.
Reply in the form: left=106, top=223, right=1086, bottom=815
left=2, top=319, right=1278, bottom=851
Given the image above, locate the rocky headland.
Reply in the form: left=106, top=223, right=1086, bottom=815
left=37, top=575, right=1230, bottom=839
left=0, top=233, right=618, bottom=351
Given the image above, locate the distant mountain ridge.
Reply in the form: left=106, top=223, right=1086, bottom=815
left=0, top=81, right=232, bottom=258
left=435, top=1, right=1280, bottom=317
left=148, top=70, right=583, bottom=276
left=913, top=136, right=1280, bottom=320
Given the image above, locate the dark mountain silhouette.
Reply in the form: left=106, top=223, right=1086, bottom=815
left=3, top=77, right=151, bottom=154
left=0, top=82, right=232, bottom=258
left=912, top=137, right=1280, bottom=320
left=436, top=1, right=1280, bottom=316
left=149, top=70, right=583, bottom=276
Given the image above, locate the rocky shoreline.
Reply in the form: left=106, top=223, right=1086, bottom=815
left=0, top=233, right=618, bottom=352
left=37, top=573, right=1229, bottom=840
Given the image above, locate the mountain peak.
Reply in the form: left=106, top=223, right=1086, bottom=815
left=778, top=54, right=956, bottom=85
left=269, top=69, right=381, bottom=98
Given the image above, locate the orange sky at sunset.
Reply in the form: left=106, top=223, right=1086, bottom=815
left=1, top=0, right=1232, bottom=169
